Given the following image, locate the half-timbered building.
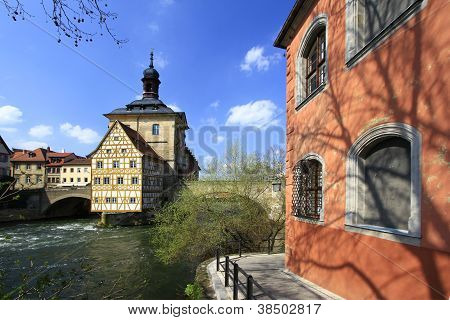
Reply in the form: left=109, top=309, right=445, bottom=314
left=90, top=121, right=163, bottom=213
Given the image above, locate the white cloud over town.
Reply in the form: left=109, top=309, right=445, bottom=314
left=60, top=123, right=101, bottom=144
left=240, top=46, right=281, bottom=72
left=213, top=134, right=225, bottom=143
left=210, top=100, right=220, bottom=108
left=16, top=140, right=48, bottom=150
left=0, top=105, right=23, bottom=125
left=29, top=124, right=53, bottom=138
left=0, top=127, right=17, bottom=133
left=225, top=100, right=280, bottom=128
left=168, top=104, right=182, bottom=112
left=154, top=52, right=169, bottom=69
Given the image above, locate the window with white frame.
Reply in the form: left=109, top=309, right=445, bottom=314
left=130, top=160, right=137, bottom=168
left=131, top=177, right=138, bottom=185
left=130, top=197, right=136, bottom=204
left=296, top=15, right=327, bottom=107
left=346, top=123, right=421, bottom=240
left=117, top=177, right=124, bottom=184
left=292, top=154, right=324, bottom=222
left=345, top=0, right=424, bottom=65
left=96, top=161, right=103, bottom=169
left=113, top=161, right=120, bottom=168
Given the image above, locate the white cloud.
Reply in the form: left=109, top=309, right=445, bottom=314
left=16, top=140, right=48, bottom=150
left=210, top=100, right=220, bottom=108
left=135, top=94, right=142, bottom=100
left=240, top=46, right=281, bottom=72
left=148, top=23, right=160, bottom=33
left=168, top=104, right=182, bottom=112
left=29, top=125, right=53, bottom=138
left=204, top=117, right=218, bottom=126
left=213, top=134, right=225, bottom=143
left=154, top=52, right=169, bottom=69
left=60, top=123, right=101, bottom=144
left=0, top=105, right=23, bottom=125
left=0, top=127, right=17, bottom=133
left=0, top=95, right=5, bottom=100
left=225, top=100, right=280, bottom=128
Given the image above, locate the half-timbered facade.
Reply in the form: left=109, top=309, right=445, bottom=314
left=90, top=121, right=163, bottom=213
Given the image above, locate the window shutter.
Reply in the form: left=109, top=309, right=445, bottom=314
left=345, top=0, right=357, bottom=61
left=357, top=0, right=366, bottom=50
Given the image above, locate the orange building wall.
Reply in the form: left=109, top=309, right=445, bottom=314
left=284, top=0, right=450, bottom=299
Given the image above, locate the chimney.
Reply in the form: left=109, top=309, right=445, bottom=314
left=61, top=148, right=65, bottom=153
left=47, top=147, right=51, bottom=151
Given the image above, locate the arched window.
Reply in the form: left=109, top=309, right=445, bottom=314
left=296, top=15, right=327, bottom=108
left=292, top=154, right=324, bottom=222
left=346, top=123, right=421, bottom=241
left=152, top=124, right=160, bottom=135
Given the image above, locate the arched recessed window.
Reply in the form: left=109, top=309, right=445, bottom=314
left=152, top=124, right=160, bottom=135
left=296, top=15, right=327, bottom=108
left=292, top=154, right=324, bottom=222
left=346, top=123, right=421, bottom=241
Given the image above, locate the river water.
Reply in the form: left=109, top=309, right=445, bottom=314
left=0, top=217, right=195, bottom=299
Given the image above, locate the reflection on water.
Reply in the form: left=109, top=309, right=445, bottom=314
left=0, top=217, right=195, bottom=299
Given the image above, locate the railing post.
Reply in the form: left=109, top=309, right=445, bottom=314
left=238, top=240, right=242, bottom=257
left=225, top=256, right=230, bottom=287
left=267, top=238, right=271, bottom=255
left=216, top=248, right=220, bottom=271
left=233, top=263, right=239, bottom=300
left=246, top=275, right=253, bottom=300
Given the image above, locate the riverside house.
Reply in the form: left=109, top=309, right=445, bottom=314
left=275, top=0, right=449, bottom=299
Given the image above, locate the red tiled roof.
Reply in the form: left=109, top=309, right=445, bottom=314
left=47, top=152, right=74, bottom=158
left=63, top=158, right=91, bottom=165
left=10, top=148, right=48, bottom=162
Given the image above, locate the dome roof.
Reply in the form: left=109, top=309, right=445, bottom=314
left=143, top=66, right=159, bottom=78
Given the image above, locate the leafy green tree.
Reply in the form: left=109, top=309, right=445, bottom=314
left=152, top=143, right=285, bottom=264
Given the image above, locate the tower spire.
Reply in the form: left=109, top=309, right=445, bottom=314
left=150, top=49, right=154, bottom=68
left=142, top=50, right=161, bottom=99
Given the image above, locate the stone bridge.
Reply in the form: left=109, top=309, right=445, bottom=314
left=0, top=186, right=92, bottom=222
left=43, top=186, right=91, bottom=212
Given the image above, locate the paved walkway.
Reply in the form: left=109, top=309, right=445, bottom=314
left=207, top=253, right=341, bottom=300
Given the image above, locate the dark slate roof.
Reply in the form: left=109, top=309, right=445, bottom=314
left=104, top=98, right=177, bottom=116
left=0, top=135, right=12, bottom=154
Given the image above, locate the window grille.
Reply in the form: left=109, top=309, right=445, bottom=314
left=292, top=159, right=323, bottom=220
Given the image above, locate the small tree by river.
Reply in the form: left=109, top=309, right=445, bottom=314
left=151, top=144, right=285, bottom=264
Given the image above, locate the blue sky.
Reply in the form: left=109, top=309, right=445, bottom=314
left=0, top=0, right=293, bottom=166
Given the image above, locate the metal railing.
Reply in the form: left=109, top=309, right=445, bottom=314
left=216, top=250, right=276, bottom=300
left=223, top=237, right=285, bottom=258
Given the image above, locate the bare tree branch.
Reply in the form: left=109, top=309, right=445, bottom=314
left=1, top=0, right=126, bottom=46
